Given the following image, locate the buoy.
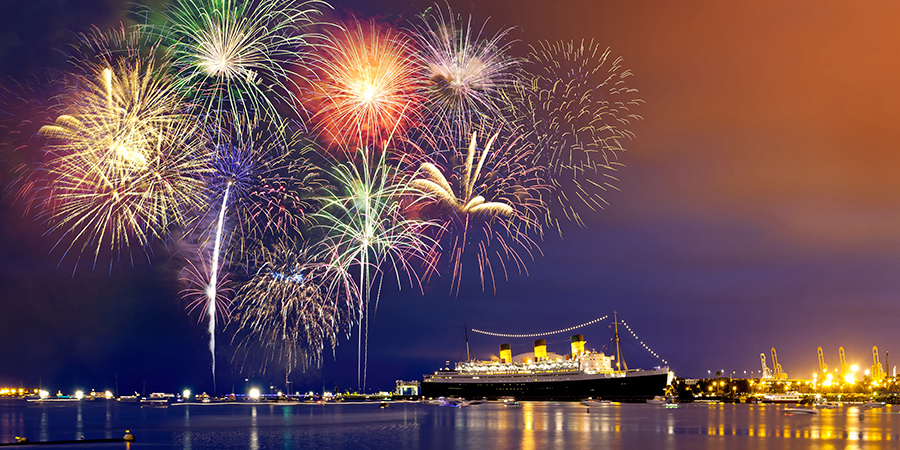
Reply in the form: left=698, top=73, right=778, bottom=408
left=123, top=430, right=135, bottom=441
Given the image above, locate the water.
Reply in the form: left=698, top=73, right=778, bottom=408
left=2, top=399, right=900, bottom=449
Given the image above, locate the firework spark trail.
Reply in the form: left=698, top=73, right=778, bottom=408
left=505, top=40, right=642, bottom=230
left=405, top=122, right=547, bottom=294
left=204, top=182, right=231, bottom=384
left=144, top=0, right=331, bottom=128
left=33, top=27, right=211, bottom=270
left=307, top=20, right=423, bottom=153
left=410, top=4, right=519, bottom=136
left=313, top=146, right=439, bottom=390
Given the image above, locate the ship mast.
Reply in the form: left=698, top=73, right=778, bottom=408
left=464, top=323, right=471, bottom=361
left=614, top=311, right=628, bottom=371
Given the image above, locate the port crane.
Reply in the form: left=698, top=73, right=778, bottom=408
left=872, top=346, right=886, bottom=381
left=839, top=347, right=850, bottom=378
left=771, top=348, right=788, bottom=379
left=817, top=347, right=828, bottom=373
left=760, top=353, right=773, bottom=379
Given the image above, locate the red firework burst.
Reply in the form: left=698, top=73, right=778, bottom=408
left=307, top=20, right=423, bottom=153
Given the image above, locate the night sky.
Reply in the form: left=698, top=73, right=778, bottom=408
left=2, top=0, right=900, bottom=396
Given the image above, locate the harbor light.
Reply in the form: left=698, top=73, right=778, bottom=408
left=183, top=389, right=191, bottom=400
left=39, top=390, right=49, bottom=399
left=105, top=391, right=113, bottom=399
left=249, top=388, right=261, bottom=400
left=75, top=391, right=84, bottom=400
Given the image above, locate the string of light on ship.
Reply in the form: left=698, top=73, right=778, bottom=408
left=470, top=316, right=609, bottom=338
left=471, top=315, right=668, bottom=365
left=619, top=320, right=668, bottom=365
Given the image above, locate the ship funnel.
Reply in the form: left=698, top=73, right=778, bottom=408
left=571, top=335, right=585, bottom=358
left=500, top=343, right=511, bottom=363
left=534, top=339, right=547, bottom=361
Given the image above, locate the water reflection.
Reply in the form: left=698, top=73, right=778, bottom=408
left=182, top=405, right=191, bottom=450
left=105, top=402, right=112, bottom=439
left=3, top=400, right=900, bottom=449
left=0, top=410, right=23, bottom=443
left=75, top=403, right=82, bottom=439
left=428, top=401, right=900, bottom=449
left=249, top=405, right=258, bottom=450
left=521, top=407, right=534, bottom=450
left=40, top=407, right=48, bottom=441
left=280, top=405, right=294, bottom=449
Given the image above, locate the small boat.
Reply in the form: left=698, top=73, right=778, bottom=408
left=860, top=401, right=884, bottom=409
left=762, top=393, right=802, bottom=404
left=423, top=396, right=469, bottom=407
left=505, top=401, right=522, bottom=408
left=815, top=402, right=839, bottom=409
left=647, top=395, right=666, bottom=404
left=140, top=400, right=168, bottom=408
left=580, top=398, right=610, bottom=407
left=784, top=407, right=817, bottom=415
left=441, top=397, right=468, bottom=407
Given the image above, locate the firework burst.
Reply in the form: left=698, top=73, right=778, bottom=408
left=145, top=0, right=330, bottom=126
left=0, top=69, right=68, bottom=204
left=507, top=40, right=643, bottom=229
left=33, top=27, right=211, bottom=269
left=312, top=146, right=438, bottom=390
left=406, top=122, right=547, bottom=294
left=307, top=20, right=423, bottom=152
left=200, top=123, right=328, bottom=258
left=228, top=240, right=348, bottom=377
left=184, top=121, right=327, bottom=382
left=411, top=4, right=519, bottom=133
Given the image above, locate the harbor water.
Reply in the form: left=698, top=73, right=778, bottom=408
left=2, top=399, right=900, bottom=449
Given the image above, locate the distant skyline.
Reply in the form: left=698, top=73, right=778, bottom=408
left=2, top=0, right=900, bottom=395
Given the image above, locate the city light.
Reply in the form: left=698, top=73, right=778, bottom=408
left=249, top=388, right=261, bottom=400
left=183, top=389, right=191, bottom=400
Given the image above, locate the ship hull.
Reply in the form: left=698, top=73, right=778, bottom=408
left=422, top=370, right=670, bottom=402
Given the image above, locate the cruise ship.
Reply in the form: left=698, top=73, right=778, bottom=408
left=421, top=323, right=673, bottom=402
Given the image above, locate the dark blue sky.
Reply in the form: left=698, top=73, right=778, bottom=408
left=2, top=0, right=900, bottom=395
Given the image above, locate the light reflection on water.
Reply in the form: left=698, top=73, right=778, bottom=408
left=2, top=399, right=900, bottom=449
left=249, top=405, right=257, bottom=450
left=181, top=403, right=191, bottom=450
